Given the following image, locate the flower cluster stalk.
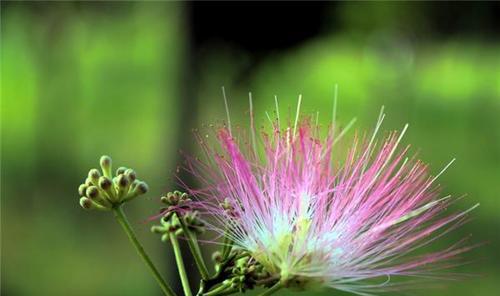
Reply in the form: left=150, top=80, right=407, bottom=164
left=113, top=206, right=176, bottom=296
left=169, top=231, right=193, bottom=296
left=202, top=284, right=236, bottom=296
left=177, top=213, right=210, bottom=280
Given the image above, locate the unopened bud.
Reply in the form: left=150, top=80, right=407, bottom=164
left=117, top=174, right=129, bottom=188
left=98, top=176, right=112, bottom=190
left=125, top=169, right=137, bottom=182
left=88, top=169, right=101, bottom=183
left=78, top=184, right=88, bottom=196
left=86, top=186, right=100, bottom=199
left=136, top=182, right=148, bottom=194
left=99, top=155, right=112, bottom=178
left=151, top=225, right=165, bottom=234
left=124, top=181, right=148, bottom=202
left=80, top=197, right=93, bottom=209
left=168, top=194, right=178, bottom=204
left=129, top=179, right=139, bottom=191
left=116, top=174, right=130, bottom=199
left=98, top=176, right=117, bottom=203
left=84, top=185, right=112, bottom=208
left=116, top=166, right=127, bottom=176
left=85, top=178, right=93, bottom=187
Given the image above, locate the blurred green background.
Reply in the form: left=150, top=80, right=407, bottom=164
left=1, top=2, right=499, bottom=296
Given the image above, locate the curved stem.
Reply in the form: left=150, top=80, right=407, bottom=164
left=170, top=232, right=193, bottom=296
left=187, top=231, right=210, bottom=279
left=177, top=214, right=210, bottom=279
left=257, top=282, right=283, bottom=296
left=113, top=206, right=176, bottom=296
left=202, top=283, right=232, bottom=296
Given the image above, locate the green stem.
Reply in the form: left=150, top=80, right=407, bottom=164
left=112, top=207, right=176, bottom=296
left=187, top=231, right=210, bottom=279
left=177, top=214, right=210, bottom=279
left=257, top=282, right=283, bottom=296
left=170, top=232, right=193, bottom=296
left=202, top=283, right=232, bottom=296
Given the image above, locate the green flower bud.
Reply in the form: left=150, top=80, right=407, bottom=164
left=98, top=176, right=112, bottom=190
left=151, top=225, right=166, bottom=234
left=86, top=186, right=100, bottom=199
left=161, top=191, right=190, bottom=206
left=125, top=181, right=148, bottom=201
left=86, top=185, right=112, bottom=208
left=116, top=174, right=130, bottom=199
left=116, top=166, right=127, bottom=176
left=125, top=169, right=137, bottom=182
left=85, top=178, right=94, bottom=187
left=136, top=182, right=149, bottom=194
left=88, top=169, right=101, bottom=183
left=80, top=197, right=93, bottom=209
left=117, top=174, right=129, bottom=188
left=129, top=179, right=139, bottom=191
left=97, top=176, right=116, bottom=203
left=99, top=155, right=112, bottom=178
left=166, top=192, right=179, bottom=205
left=78, top=184, right=88, bottom=197
left=79, top=197, right=107, bottom=211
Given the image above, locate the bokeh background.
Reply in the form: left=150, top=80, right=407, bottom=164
left=2, top=2, right=499, bottom=296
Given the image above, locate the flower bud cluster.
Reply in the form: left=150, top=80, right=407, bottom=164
left=152, top=191, right=205, bottom=239
left=151, top=214, right=183, bottom=242
left=209, top=250, right=276, bottom=293
left=78, top=155, right=148, bottom=211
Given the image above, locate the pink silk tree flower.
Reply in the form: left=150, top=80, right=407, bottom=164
left=183, top=96, right=478, bottom=295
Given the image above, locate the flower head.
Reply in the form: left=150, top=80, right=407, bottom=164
left=183, top=100, right=477, bottom=294
left=78, top=155, right=149, bottom=210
